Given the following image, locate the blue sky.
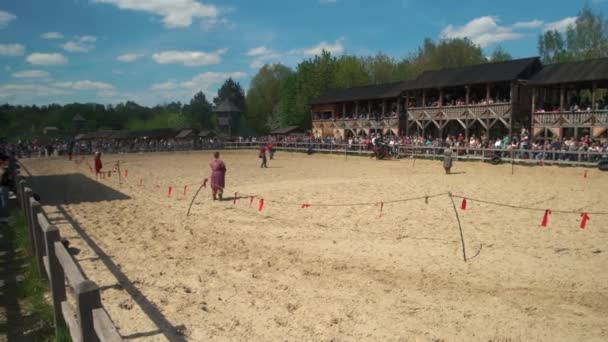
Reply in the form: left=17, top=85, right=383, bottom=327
left=0, top=0, right=605, bottom=106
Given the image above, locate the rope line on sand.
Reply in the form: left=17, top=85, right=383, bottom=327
left=451, top=195, right=608, bottom=216
left=69, top=157, right=607, bottom=218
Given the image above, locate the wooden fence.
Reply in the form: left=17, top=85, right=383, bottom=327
left=15, top=172, right=122, bottom=342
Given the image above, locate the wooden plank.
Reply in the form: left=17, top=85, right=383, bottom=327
left=92, top=308, right=123, bottom=342
left=43, top=256, right=50, bottom=278
left=76, top=280, right=102, bottom=342
left=44, top=225, right=67, bottom=333
left=54, top=241, right=86, bottom=290
left=37, top=212, right=52, bottom=233
left=61, top=301, right=83, bottom=342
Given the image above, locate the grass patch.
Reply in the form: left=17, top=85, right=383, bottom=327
left=10, top=209, right=71, bottom=342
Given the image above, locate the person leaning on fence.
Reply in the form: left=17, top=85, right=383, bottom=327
left=443, top=148, right=453, bottom=175
left=259, top=145, right=268, bottom=168
left=210, top=151, right=227, bottom=201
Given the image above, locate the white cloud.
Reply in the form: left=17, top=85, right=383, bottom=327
left=151, top=81, right=178, bottom=90
left=53, top=80, right=114, bottom=90
left=61, top=36, right=97, bottom=53
left=151, top=71, right=245, bottom=98
left=12, top=70, right=50, bottom=78
left=93, top=0, right=219, bottom=28
left=544, top=17, right=577, bottom=32
left=26, top=53, right=68, bottom=66
left=41, top=32, right=64, bottom=39
left=513, top=20, right=544, bottom=29
left=0, top=44, right=25, bottom=56
left=302, top=38, right=345, bottom=56
left=152, top=48, right=227, bottom=66
left=201, top=17, right=231, bottom=31
left=441, top=16, right=522, bottom=47
left=0, top=10, right=16, bottom=27
left=0, top=84, right=72, bottom=99
left=246, top=46, right=271, bottom=56
left=117, top=53, right=143, bottom=62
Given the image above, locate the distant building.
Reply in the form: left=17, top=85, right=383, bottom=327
left=213, top=100, right=241, bottom=137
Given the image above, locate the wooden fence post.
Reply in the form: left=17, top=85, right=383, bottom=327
left=29, top=200, right=46, bottom=279
left=75, top=280, right=102, bottom=342
left=43, top=221, right=67, bottom=334
left=23, top=187, right=35, bottom=255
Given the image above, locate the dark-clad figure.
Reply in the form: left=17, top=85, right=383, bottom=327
left=259, top=145, right=268, bottom=168
left=210, top=151, right=227, bottom=201
left=443, top=148, right=453, bottom=174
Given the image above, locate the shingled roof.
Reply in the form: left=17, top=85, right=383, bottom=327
left=213, top=100, right=241, bottom=113
left=310, top=81, right=416, bottom=105
left=403, top=57, right=542, bottom=90
left=530, top=57, right=608, bottom=85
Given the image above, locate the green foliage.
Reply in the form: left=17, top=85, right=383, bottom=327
left=489, top=46, right=513, bottom=62
left=246, top=64, right=293, bottom=133
left=538, top=5, right=608, bottom=63
left=9, top=210, right=62, bottom=341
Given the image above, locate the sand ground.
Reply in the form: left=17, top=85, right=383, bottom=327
left=22, top=151, right=608, bottom=341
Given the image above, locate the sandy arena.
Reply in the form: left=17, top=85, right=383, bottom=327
left=22, top=151, right=608, bottom=341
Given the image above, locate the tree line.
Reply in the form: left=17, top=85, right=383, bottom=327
left=1, top=5, right=605, bottom=139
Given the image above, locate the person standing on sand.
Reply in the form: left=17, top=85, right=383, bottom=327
left=94, top=152, right=103, bottom=177
left=210, top=152, right=227, bottom=201
left=443, top=148, right=453, bottom=174
left=259, top=145, right=268, bottom=168
left=267, top=142, right=274, bottom=160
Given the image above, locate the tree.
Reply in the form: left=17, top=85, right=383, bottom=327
left=213, top=78, right=246, bottom=110
left=489, top=46, right=513, bottom=62
left=538, top=5, right=608, bottom=63
left=189, top=91, right=213, bottom=129
left=246, top=64, right=293, bottom=133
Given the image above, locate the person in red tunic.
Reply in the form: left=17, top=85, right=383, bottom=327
left=94, top=152, right=103, bottom=176
left=209, top=151, right=227, bottom=200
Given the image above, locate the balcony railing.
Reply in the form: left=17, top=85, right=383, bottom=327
left=532, top=110, right=608, bottom=125
left=407, top=103, right=511, bottom=120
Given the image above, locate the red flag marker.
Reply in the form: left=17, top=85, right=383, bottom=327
left=184, top=185, right=188, bottom=195
left=377, top=202, right=384, bottom=218
left=580, top=212, right=589, bottom=229
left=233, top=192, right=238, bottom=204
left=124, top=169, right=128, bottom=178
left=258, top=198, right=264, bottom=212
left=460, top=198, right=467, bottom=210
left=249, top=196, right=254, bottom=207
left=541, top=209, right=551, bottom=227
left=584, top=170, right=588, bottom=178
left=301, top=203, right=311, bottom=208
left=168, top=186, right=173, bottom=197
left=539, top=160, right=545, bottom=167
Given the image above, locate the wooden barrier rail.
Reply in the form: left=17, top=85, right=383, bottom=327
left=16, top=175, right=122, bottom=342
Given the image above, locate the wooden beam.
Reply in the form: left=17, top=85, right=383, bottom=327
left=55, top=241, right=86, bottom=290
left=43, top=220, right=67, bottom=333
left=92, top=308, right=122, bottom=342
left=486, top=84, right=490, bottom=103
left=422, top=90, right=426, bottom=108
left=559, top=85, right=565, bottom=111
left=75, top=280, right=102, bottom=342
left=531, top=87, right=536, bottom=114
left=62, top=301, right=82, bottom=342
left=465, top=86, right=470, bottom=106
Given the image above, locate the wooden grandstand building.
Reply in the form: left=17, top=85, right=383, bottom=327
left=529, top=58, right=608, bottom=139
left=310, top=57, right=608, bottom=141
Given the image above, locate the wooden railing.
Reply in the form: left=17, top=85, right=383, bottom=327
left=532, top=110, right=608, bottom=125
left=16, top=176, right=122, bottom=342
left=407, top=103, right=511, bottom=120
